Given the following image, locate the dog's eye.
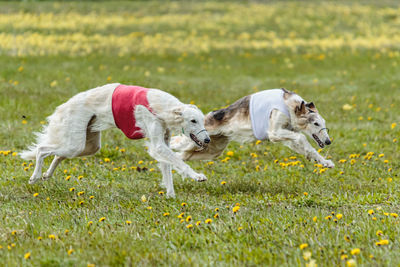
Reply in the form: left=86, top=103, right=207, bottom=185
left=314, top=122, right=320, bottom=127
left=191, top=119, right=197, bottom=123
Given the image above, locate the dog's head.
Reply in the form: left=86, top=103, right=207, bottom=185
left=283, top=89, right=332, bottom=148
left=172, top=104, right=210, bottom=148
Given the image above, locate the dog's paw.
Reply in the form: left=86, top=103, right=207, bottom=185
left=321, top=160, right=335, bottom=168
left=29, top=175, right=41, bottom=184
left=191, top=173, right=207, bottom=182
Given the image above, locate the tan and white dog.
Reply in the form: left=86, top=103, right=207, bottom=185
left=171, top=88, right=334, bottom=168
left=21, top=83, right=210, bottom=197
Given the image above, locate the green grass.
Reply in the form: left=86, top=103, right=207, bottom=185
left=0, top=1, right=399, bottom=266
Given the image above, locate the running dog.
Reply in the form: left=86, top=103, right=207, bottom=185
left=171, top=88, right=334, bottom=168
left=21, top=83, right=211, bottom=197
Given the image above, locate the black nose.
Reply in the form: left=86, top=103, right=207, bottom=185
left=325, top=139, right=331, bottom=145
left=204, top=138, right=210, bottom=144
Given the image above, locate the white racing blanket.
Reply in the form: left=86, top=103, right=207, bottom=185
left=250, top=89, right=290, bottom=140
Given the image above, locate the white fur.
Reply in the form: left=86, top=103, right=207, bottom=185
left=20, top=83, right=210, bottom=198
left=171, top=90, right=335, bottom=168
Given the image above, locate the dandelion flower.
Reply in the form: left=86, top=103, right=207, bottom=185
left=69, top=187, right=75, bottom=192
left=126, top=220, right=132, bottom=225
left=220, top=181, right=226, bottom=185
left=89, top=196, right=94, bottom=200
left=33, top=193, right=39, bottom=197
left=390, top=213, right=398, bottom=218
left=186, top=216, right=192, bottom=222
left=336, top=214, right=343, bottom=219
left=177, top=213, right=184, bottom=218
left=226, top=151, right=234, bottom=156
left=163, top=212, right=170, bottom=217
left=238, top=226, right=243, bottom=231
left=196, top=221, right=201, bottom=226
left=313, top=216, right=317, bottom=222
left=67, top=249, right=74, bottom=255
left=368, top=209, right=374, bottom=215
left=181, top=202, right=187, bottom=207
left=24, top=252, right=31, bottom=259
left=232, top=206, right=240, bottom=213
left=376, top=230, right=383, bottom=236
left=37, top=236, right=42, bottom=241
left=205, top=219, right=212, bottom=224
left=186, top=224, right=193, bottom=229
left=214, top=213, right=219, bottom=218
left=48, top=234, right=56, bottom=240
left=299, top=243, right=308, bottom=250
left=158, top=191, right=164, bottom=195
left=350, top=248, right=360, bottom=255
left=64, top=229, right=69, bottom=235
left=99, top=217, right=106, bottom=222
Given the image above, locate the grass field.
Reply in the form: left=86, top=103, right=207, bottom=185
left=1, top=1, right=399, bottom=266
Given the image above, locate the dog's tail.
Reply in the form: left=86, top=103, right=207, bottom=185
left=20, top=123, right=49, bottom=160
left=20, top=146, right=37, bottom=160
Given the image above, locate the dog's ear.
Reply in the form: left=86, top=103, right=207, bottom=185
left=305, top=102, right=317, bottom=113
left=213, top=110, right=225, bottom=121
left=282, top=88, right=294, bottom=100
left=295, top=101, right=306, bottom=116
left=172, top=107, right=184, bottom=122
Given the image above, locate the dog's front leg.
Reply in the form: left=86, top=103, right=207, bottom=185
left=269, top=130, right=334, bottom=168
left=135, top=105, right=207, bottom=197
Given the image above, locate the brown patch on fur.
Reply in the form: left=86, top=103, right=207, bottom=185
left=281, top=88, right=294, bottom=100
left=205, top=95, right=250, bottom=129
left=183, top=134, right=230, bottom=160
left=295, top=101, right=307, bottom=117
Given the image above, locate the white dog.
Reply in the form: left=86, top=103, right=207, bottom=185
left=21, top=83, right=210, bottom=197
left=171, top=88, right=334, bottom=168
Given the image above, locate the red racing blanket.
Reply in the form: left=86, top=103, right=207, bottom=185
left=112, top=84, right=152, bottom=139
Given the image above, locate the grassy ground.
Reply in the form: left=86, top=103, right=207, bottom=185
left=0, top=1, right=399, bottom=266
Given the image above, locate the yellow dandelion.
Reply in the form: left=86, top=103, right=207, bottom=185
left=214, top=208, right=219, bottom=212
left=99, top=217, right=106, bottom=222
left=350, top=248, right=360, bottom=255
left=77, top=191, right=84, bottom=196
left=299, top=243, right=308, bottom=250
left=238, top=226, right=243, bottom=232
left=380, top=239, right=389, bottom=245
left=220, top=181, right=226, bottom=185
left=196, top=221, right=201, bottom=226
left=163, top=212, right=170, bottom=217
left=303, top=192, right=308, bottom=196
left=37, top=236, right=42, bottom=241
left=11, top=230, right=17, bottom=235
left=232, top=206, right=240, bottom=213
left=341, top=254, right=348, bottom=260
left=390, top=213, right=398, bottom=218
left=69, top=187, right=75, bottom=192
left=325, top=216, right=332, bottom=220
left=205, top=218, right=212, bottom=224
left=48, top=234, right=56, bottom=240
left=344, top=235, right=351, bottom=242
left=336, top=214, right=343, bottom=220
left=89, top=196, right=94, bottom=200
left=368, top=209, right=374, bottom=215
left=158, top=191, right=164, bottom=195
left=177, top=213, right=185, bottom=218
left=65, top=176, right=71, bottom=181
left=226, top=151, right=234, bottom=156
left=146, top=206, right=152, bottom=210
left=313, top=216, right=317, bottom=222
left=126, top=220, right=132, bottom=225
left=186, top=216, right=192, bottom=222
left=181, top=202, right=187, bottom=207
left=78, top=176, right=83, bottom=180
left=214, top=213, right=219, bottom=218
left=24, top=252, right=31, bottom=259
left=67, top=249, right=74, bottom=255
left=391, top=123, right=397, bottom=129
left=64, top=229, right=69, bottom=235
left=186, top=224, right=193, bottom=229
left=33, top=193, right=39, bottom=197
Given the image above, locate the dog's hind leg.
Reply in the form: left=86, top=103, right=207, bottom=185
left=29, top=146, right=55, bottom=184
left=42, top=156, right=65, bottom=181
